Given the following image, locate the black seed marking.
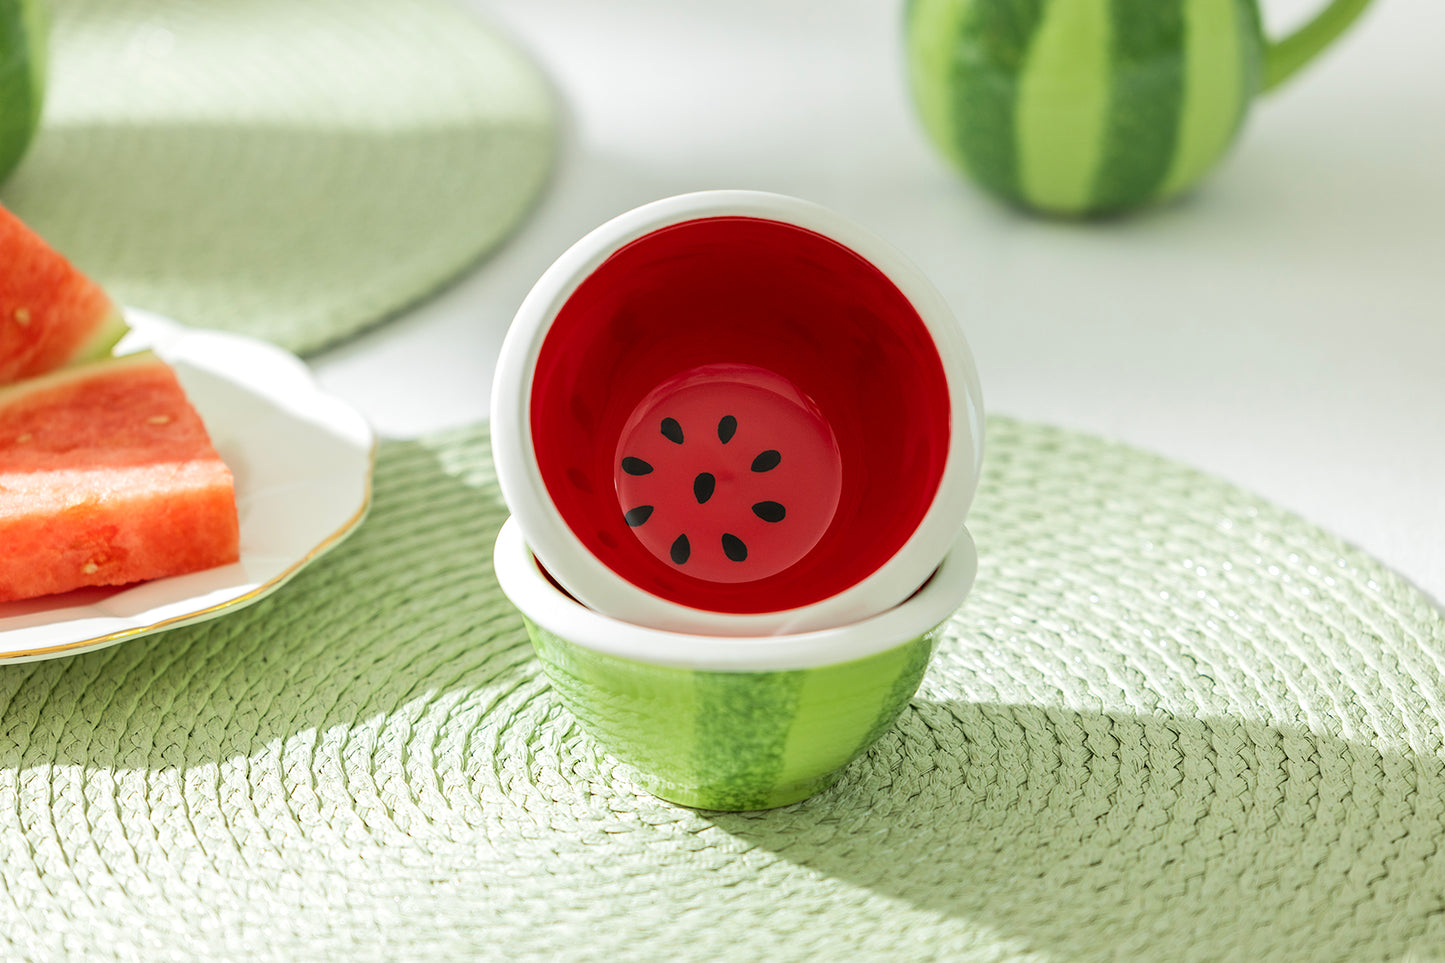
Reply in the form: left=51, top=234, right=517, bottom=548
left=721, top=533, right=748, bottom=562
left=694, top=472, right=716, bottom=504
left=621, top=457, right=653, bottom=475
left=661, top=418, right=684, bottom=444
left=752, top=501, right=786, bottom=523
left=751, top=449, right=782, bottom=472
left=718, top=415, right=737, bottom=444
left=624, top=505, right=654, bottom=527
left=670, top=534, right=691, bottom=565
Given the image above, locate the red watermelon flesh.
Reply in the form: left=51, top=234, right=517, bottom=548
left=0, top=350, right=240, bottom=603
left=0, top=204, right=128, bottom=385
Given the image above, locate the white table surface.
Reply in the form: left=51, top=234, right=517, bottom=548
left=311, top=0, right=1445, bottom=609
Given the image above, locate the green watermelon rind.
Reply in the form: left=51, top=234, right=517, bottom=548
left=524, top=617, right=944, bottom=811
left=0, top=344, right=156, bottom=407
left=67, top=308, right=131, bottom=366
left=0, top=0, right=47, bottom=184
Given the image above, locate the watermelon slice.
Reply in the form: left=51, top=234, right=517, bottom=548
left=0, top=350, right=240, bottom=603
left=0, top=204, right=128, bottom=385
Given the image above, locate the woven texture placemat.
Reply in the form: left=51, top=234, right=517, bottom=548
left=3, top=417, right=1444, bottom=961
left=0, top=0, right=556, bottom=354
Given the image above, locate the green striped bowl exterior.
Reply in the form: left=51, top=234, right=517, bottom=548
left=0, top=0, right=46, bottom=183
left=907, top=0, right=1264, bottom=215
left=524, top=618, right=943, bottom=811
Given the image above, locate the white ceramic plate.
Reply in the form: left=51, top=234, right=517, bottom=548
left=0, top=309, right=375, bottom=663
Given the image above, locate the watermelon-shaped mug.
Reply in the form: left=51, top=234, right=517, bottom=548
left=0, top=0, right=47, bottom=185
left=492, top=515, right=978, bottom=810
left=491, top=191, right=984, bottom=637
left=906, top=0, right=1376, bottom=215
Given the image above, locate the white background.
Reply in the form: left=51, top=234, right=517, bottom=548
left=312, top=0, right=1445, bottom=609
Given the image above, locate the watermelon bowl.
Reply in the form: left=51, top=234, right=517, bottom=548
left=491, top=190, right=984, bottom=637
left=492, top=515, right=977, bottom=811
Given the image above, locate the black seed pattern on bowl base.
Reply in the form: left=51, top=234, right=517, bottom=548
left=620, top=412, right=795, bottom=573
left=751, top=501, right=786, bottom=523
left=751, top=450, right=781, bottom=473
left=694, top=472, right=715, bottom=504
left=721, top=534, right=748, bottom=562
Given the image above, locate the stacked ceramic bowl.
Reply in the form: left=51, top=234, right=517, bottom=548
left=492, top=191, right=983, bottom=811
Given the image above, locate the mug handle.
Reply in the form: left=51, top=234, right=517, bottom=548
left=1264, top=0, right=1377, bottom=91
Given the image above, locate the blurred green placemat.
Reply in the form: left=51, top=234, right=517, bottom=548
left=0, top=0, right=556, bottom=354
left=3, top=417, right=1444, bottom=961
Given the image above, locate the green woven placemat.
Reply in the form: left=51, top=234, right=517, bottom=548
left=3, top=417, right=1443, bottom=961
left=0, top=0, right=556, bottom=354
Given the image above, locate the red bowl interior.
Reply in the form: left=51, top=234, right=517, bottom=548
left=529, top=216, right=951, bottom=615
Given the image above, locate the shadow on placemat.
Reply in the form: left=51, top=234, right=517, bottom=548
left=1, top=419, right=1443, bottom=961
left=709, top=701, right=1445, bottom=960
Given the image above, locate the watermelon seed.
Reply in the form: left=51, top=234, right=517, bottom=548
left=15, top=433, right=31, bottom=443
left=13, top=308, right=30, bottom=326
left=718, top=415, right=737, bottom=444
left=661, top=418, right=684, bottom=444
left=147, top=415, right=171, bottom=425
left=671, top=534, right=691, bottom=565
left=621, top=456, right=653, bottom=475
left=721, top=534, right=748, bottom=562
left=694, top=472, right=715, bottom=504
left=751, top=450, right=781, bottom=472
left=752, top=501, right=786, bottom=523
left=624, top=505, right=654, bottom=526
left=82, top=562, right=98, bottom=574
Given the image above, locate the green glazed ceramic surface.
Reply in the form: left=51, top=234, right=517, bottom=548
left=494, top=515, right=979, bottom=811
left=906, top=0, right=1375, bottom=214
left=0, top=0, right=45, bottom=184
left=525, top=618, right=942, bottom=811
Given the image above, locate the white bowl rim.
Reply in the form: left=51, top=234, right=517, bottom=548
left=490, top=189, right=985, bottom=637
left=493, top=515, right=978, bottom=673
